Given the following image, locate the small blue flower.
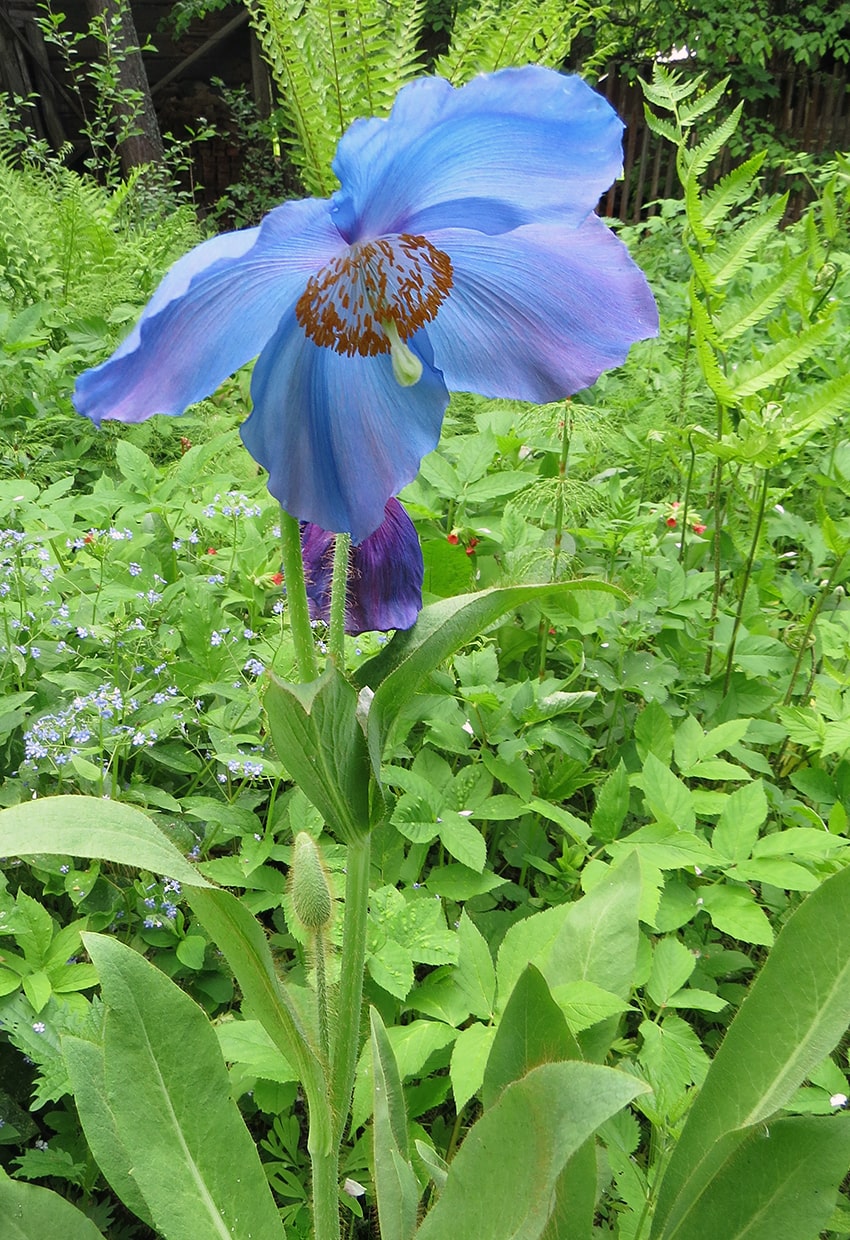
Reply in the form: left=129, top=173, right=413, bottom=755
left=302, top=497, right=423, bottom=634
left=73, top=67, right=657, bottom=545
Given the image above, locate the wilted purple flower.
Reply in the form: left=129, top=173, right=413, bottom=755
left=302, top=498, right=422, bottom=634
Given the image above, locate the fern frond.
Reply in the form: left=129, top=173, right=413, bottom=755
left=701, top=152, right=766, bottom=229
left=246, top=0, right=427, bottom=195
left=682, top=102, right=743, bottom=186
left=640, top=65, right=705, bottom=114
left=706, top=195, right=788, bottom=285
left=731, top=319, right=833, bottom=399
left=437, top=0, right=593, bottom=86
left=715, top=252, right=809, bottom=342
left=786, top=371, right=850, bottom=441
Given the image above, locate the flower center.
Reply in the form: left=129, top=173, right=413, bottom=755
left=295, top=234, right=453, bottom=358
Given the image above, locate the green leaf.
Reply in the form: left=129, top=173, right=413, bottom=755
left=0, top=1169, right=106, bottom=1239
left=715, top=252, right=809, bottom=342
left=61, top=1036, right=155, bottom=1227
left=437, top=811, right=486, bottom=871
left=265, top=664, right=374, bottom=843
left=732, top=319, right=832, bottom=399
left=591, top=762, right=630, bottom=843
left=450, top=1022, right=497, bottom=1111
left=454, top=912, right=496, bottom=1020
left=684, top=102, right=743, bottom=186
left=641, top=753, right=696, bottom=831
left=483, top=964, right=581, bottom=1109
left=414, top=1062, right=647, bottom=1240
left=0, top=797, right=209, bottom=887
left=706, top=193, right=787, bottom=286
left=371, top=1009, right=420, bottom=1240
left=701, top=885, right=773, bottom=946
left=701, top=151, right=766, bottom=229
left=712, top=780, right=767, bottom=863
left=482, top=965, right=596, bottom=1240
left=652, top=864, right=850, bottom=1238
left=787, top=370, right=850, bottom=439
left=664, top=1115, right=850, bottom=1240
left=80, top=935, right=285, bottom=1240
left=355, top=583, right=624, bottom=761
left=646, top=938, right=697, bottom=1008
left=187, top=886, right=331, bottom=1155
left=553, top=980, right=633, bottom=1034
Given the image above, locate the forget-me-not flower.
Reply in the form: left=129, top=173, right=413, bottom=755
left=73, top=66, right=658, bottom=545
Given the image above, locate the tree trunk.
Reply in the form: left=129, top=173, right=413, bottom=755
left=82, top=0, right=164, bottom=173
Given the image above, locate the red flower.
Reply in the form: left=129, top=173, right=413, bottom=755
left=207, top=547, right=217, bottom=555
left=270, top=572, right=284, bottom=586
left=466, top=537, right=479, bottom=556
left=693, top=523, right=707, bottom=535
left=179, top=436, right=192, bottom=453
left=666, top=516, right=677, bottom=528
left=447, top=531, right=460, bottom=545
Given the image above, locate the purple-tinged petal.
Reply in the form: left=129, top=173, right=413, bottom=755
left=302, top=499, right=423, bottom=634
left=242, top=314, right=448, bottom=544
left=73, top=197, right=344, bottom=425
left=330, top=67, right=624, bottom=241
left=423, top=216, right=659, bottom=402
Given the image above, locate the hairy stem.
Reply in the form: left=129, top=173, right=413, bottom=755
left=279, top=507, right=319, bottom=682
left=328, top=533, right=351, bottom=665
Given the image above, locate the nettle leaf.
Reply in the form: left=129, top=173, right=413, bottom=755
left=646, top=938, right=697, bottom=1009
left=591, top=762, right=630, bottom=843
left=450, top=1022, right=497, bottom=1111
left=701, top=885, right=773, bottom=947
left=454, top=912, right=496, bottom=1020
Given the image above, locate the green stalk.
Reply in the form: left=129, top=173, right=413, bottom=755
left=538, top=406, right=572, bottom=678
left=703, top=399, right=725, bottom=676
left=678, top=433, right=698, bottom=565
left=723, top=470, right=769, bottom=695
left=279, top=507, right=319, bottom=682
left=310, top=1148, right=341, bottom=1240
left=783, top=552, right=848, bottom=706
left=328, top=533, right=351, bottom=665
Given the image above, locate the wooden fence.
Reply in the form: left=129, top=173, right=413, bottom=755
left=2, top=2, right=850, bottom=222
left=599, top=61, right=850, bottom=223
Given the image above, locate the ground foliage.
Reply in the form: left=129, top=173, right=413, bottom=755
left=1, top=24, right=850, bottom=1240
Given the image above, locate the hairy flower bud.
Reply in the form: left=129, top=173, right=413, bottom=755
left=291, top=832, right=333, bottom=931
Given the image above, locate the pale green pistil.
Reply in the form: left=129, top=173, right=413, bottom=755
left=382, top=319, right=423, bottom=387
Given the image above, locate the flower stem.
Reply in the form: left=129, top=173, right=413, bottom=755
left=279, top=507, right=319, bottom=682
left=328, top=533, right=351, bottom=665
left=723, top=469, right=769, bottom=695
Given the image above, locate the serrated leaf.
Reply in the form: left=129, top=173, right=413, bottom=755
left=788, top=370, right=850, bottom=439
left=701, top=151, right=766, bottom=228
left=678, top=75, right=731, bottom=125
left=715, top=252, right=808, bottom=341
left=732, top=319, right=832, bottom=399
left=684, top=102, right=743, bottom=186
left=701, top=885, right=773, bottom=946
left=706, top=194, right=788, bottom=286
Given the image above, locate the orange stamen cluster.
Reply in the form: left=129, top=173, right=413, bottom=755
left=296, top=234, right=453, bottom=356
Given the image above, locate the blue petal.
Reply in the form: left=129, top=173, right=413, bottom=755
left=330, top=67, right=624, bottom=241
left=73, top=197, right=343, bottom=425
left=242, top=315, right=448, bottom=543
left=423, top=217, right=659, bottom=401
left=302, top=498, right=423, bottom=634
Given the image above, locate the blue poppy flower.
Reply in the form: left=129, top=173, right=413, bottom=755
left=73, top=65, right=658, bottom=545
left=302, top=497, right=422, bottom=635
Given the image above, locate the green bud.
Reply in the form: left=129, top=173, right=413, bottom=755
left=291, top=832, right=333, bottom=931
